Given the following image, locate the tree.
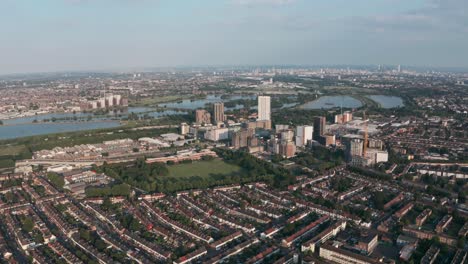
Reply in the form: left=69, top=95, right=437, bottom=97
left=22, top=218, right=34, bottom=233
left=79, top=229, right=91, bottom=241
left=458, top=192, right=466, bottom=203
left=46, top=172, right=65, bottom=189
left=457, top=237, right=466, bottom=249
left=373, top=191, right=386, bottom=210
left=33, top=233, right=44, bottom=244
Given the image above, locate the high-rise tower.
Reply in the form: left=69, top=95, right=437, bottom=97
left=213, top=102, right=225, bottom=124
left=258, top=96, right=271, bottom=121
left=313, top=116, right=326, bottom=140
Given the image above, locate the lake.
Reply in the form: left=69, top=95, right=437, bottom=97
left=158, top=95, right=255, bottom=110
left=0, top=121, right=121, bottom=140
left=2, top=107, right=186, bottom=125
left=0, top=107, right=188, bottom=140
left=367, top=95, right=404, bottom=108
left=300, top=96, right=363, bottom=109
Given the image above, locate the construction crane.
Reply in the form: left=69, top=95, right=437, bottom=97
left=363, top=111, right=368, bottom=157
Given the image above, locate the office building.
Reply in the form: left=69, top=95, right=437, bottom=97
left=281, top=130, right=295, bottom=142
left=213, top=102, right=225, bottom=124
left=279, top=141, right=296, bottom=158
left=195, top=109, right=211, bottom=125
left=180, top=123, right=190, bottom=135
left=296, top=126, right=313, bottom=147
left=365, top=149, right=389, bottom=164
left=319, top=134, right=336, bottom=147
left=320, top=242, right=380, bottom=264
left=81, top=93, right=128, bottom=110
left=245, top=120, right=272, bottom=130
left=258, top=96, right=271, bottom=121
left=204, top=128, right=229, bottom=142
left=335, top=111, right=353, bottom=124
left=368, top=139, right=384, bottom=150
left=232, top=128, right=255, bottom=149
left=275, top=124, right=289, bottom=131
left=346, top=138, right=364, bottom=161
left=313, top=117, right=326, bottom=140
left=356, top=231, right=378, bottom=254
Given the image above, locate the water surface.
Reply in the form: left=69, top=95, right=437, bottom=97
left=300, top=96, right=362, bottom=109
left=0, top=121, right=121, bottom=140
left=367, top=95, right=404, bottom=108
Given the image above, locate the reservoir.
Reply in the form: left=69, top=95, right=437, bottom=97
left=367, top=95, right=404, bottom=108
left=0, top=121, right=121, bottom=140
left=158, top=95, right=255, bottom=110
left=0, top=108, right=187, bottom=140
left=300, top=96, right=363, bottom=109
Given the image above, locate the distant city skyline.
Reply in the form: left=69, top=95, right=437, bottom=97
left=1, top=0, right=467, bottom=74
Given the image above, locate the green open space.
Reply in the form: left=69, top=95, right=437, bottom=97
left=0, top=145, right=28, bottom=156
left=167, top=159, right=242, bottom=178
left=400, top=203, right=425, bottom=225
left=0, top=121, right=182, bottom=169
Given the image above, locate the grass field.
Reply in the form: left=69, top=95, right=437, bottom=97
left=0, top=144, right=28, bottom=156
left=167, top=159, right=241, bottom=178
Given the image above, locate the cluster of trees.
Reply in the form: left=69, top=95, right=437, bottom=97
left=85, top=183, right=131, bottom=198
left=46, top=172, right=65, bottom=190
left=222, top=99, right=256, bottom=109
left=372, top=191, right=388, bottom=210
left=21, top=217, right=35, bottom=233
left=272, top=109, right=330, bottom=126
left=79, top=228, right=127, bottom=262
left=330, top=177, right=353, bottom=192
left=155, top=173, right=249, bottom=193
left=0, top=178, right=22, bottom=188
left=0, top=148, right=31, bottom=169
left=348, top=166, right=392, bottom=181
left=96, top=149, right=296, bottom=194
left=98, top=158, right=168, bottom=192
left=215, top=148, right=295, bottom=189
left=117, top=213, right=142, bottom=232
left=292, top=147, right=344, bottom=172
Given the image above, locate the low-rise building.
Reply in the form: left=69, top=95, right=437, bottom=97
left=420, top=245, right=440, bottom=264
left=435, top=215, right=453, bottom=233
left=416, top=209, right=432, bottom=226
left=319, top=242, right=380, bottom=264
left=356, top=231, right=378, bottom=254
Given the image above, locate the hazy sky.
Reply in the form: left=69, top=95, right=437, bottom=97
left=1, top=0, right=467, bottom=74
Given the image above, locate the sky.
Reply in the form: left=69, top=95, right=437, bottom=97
left=0, top=0, right=467, bottom=74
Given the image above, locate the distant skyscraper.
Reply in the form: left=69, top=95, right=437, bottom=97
left=213, top=102, right=225, bottom=124
left=313, top=116, right=326, bottom=140
left=258, top=96, right=271, bottom=121
left=397, top=65, right=402, bottom=73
